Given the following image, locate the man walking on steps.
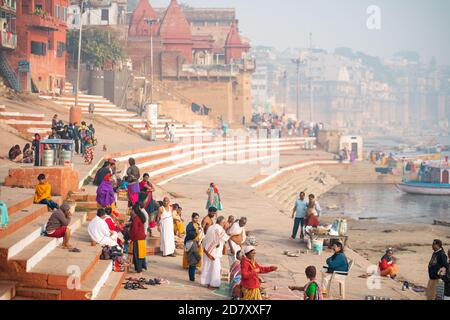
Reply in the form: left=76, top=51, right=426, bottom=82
left=291, top=192, right=307, bottom=240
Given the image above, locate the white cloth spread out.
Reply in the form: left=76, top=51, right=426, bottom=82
left=159, top=206, right=175, bottom=256
left=201, top=223, right=230, bottom=287
left=88, top=216, right=118, bottom=247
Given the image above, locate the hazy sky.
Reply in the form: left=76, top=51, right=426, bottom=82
left=150, top=0, right=450, bottom=65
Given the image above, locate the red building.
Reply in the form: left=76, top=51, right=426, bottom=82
left=4, top=0, right=69, bottom=92
left=128, top=0, right=251, bottom=73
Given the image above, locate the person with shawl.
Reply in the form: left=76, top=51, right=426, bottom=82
left=240, top=246, right=277, bottom=300
left=184, top=213, right=203, bottom=282
left=96, top=173, right=116, bottom=209
left=139, top=173, right=157, bottom=217
left=83, top=135, right=94, bottom=165
left=200, top=216, right=230, bottom=288
left=8, top=145, right=22, bottom=162
left=22, top=143, right=34, bottom=163
left=34, top=174, right=59, bottom=210
left=205, top=183, right=222, bottom=211
left=183, top=212, right=204, bottom=271
left=172, top=203, right=185, bottom=238
left=126, top=158, right=140, bottom=207
left=229, top=250, right=244, bottom=300
left=129, top=204, right=147, bottom=275
left=378, top=248, right=399, bottom=278
left=289, top=266, right=323, bottom=300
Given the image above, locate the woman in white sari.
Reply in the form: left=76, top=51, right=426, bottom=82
left=157, top=197, right=176, bottom=257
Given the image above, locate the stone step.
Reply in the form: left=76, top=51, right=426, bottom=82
left=75, top=201, right=98, bottom=210
left=16, top=286, right=61, bottom=300
left=22, top=223, right=102, bottom=298
left=0, top=281, right=16, bottom=300
left=53, top=100, right=114, bottom=108
left=68, top=194, right=97, bottom=202
left=95, top=270, right=126, bottom=300
left=0, top=187, right=35, bottom=216
left=0, top=112, right=45, bottom=121
left=79, top=259, right=113, bottom=300
left=7, top=212, right=87, bottom=272
left=0, top=201, right=61, bottom=240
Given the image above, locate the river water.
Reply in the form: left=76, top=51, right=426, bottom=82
left=320, top=184, right=450, bottom=225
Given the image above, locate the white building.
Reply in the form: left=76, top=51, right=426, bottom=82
left=68, top=0, right=127, bottom=29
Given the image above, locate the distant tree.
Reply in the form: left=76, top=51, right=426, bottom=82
left=67, top=29, right=125, bottom=69
left=394, top=50, right=420, bottom=62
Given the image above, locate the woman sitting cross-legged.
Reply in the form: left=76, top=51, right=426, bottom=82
left=321, top=242, right=349, bottom=296
left=378, top=248, right=399, bottom=279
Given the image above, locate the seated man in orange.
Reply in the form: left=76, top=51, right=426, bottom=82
left=378, top=248, right=398, bottom=279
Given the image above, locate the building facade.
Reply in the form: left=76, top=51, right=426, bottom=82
left=3, top=0, right=69, bottom=92
left=127, top=0, right=254, bottom=125
left=67, top=0, right=127, bottom=29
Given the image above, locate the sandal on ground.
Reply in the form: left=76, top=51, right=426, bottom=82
left=139, top=278, right=147, bottom=283
left=153, top=278, right=161, bottom=285
left=146, top=279, right=156, bottom=286
left=126, top=277, right=139, bottom=281
left=69, top=248, right=81, bottom=253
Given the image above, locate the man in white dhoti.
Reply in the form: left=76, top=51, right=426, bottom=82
left=226, top=217, right=247, bottom=264
left=201, top=216, right=230, bottom=288
left=157, top=197, right=176, bottom=257
left=88, top=209, right=119, bottom=247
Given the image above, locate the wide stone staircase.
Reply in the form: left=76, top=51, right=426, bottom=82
left=109, top=137, right=312, bottom=186
left=0, top=186, right=126, bottom=300
left=0, top=104, right=52, bottom=140
left=39, top=82, right=214, bottom=140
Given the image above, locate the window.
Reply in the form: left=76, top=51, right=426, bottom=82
left=62, top=7, right=67, bottom=22
left=55, top=5, right=60, bottom=18
left=57, top=42, right=65, bottom=57
left=101, top=9, right=109, bottom=21
left=31, top=41, right=46, bottom=56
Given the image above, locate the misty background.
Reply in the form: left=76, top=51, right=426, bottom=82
left=133, top=0, right=450, bottom=65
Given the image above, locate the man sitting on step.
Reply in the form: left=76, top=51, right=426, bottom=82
left=88, top=209, right=119, bottom=248
left=45, top=202, right=73, bottom=249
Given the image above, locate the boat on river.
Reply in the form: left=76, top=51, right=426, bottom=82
left=397, top=160, right=450, bottom=196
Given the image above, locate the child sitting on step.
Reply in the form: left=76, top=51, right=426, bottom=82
left=34, top=174, right=59, bottom=211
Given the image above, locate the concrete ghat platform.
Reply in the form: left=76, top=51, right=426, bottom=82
left=116, top=163, right=422, bottom=300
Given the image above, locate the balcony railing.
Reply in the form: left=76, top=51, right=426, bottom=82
left=26, top=14, right=60, bottom=31
left=0, top=31, right=16, bottom=49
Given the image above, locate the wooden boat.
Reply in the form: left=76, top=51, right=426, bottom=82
left=397, top=181, right=450, bottom=195
left=397, top=160, right=450, bottom=196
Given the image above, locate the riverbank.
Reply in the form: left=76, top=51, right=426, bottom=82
left=256, top=162, right=449, bottom=289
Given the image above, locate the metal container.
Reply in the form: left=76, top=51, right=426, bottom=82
left=42, top=149, right=54, bottom=167
left=60, top=149, right=72, bottom=164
